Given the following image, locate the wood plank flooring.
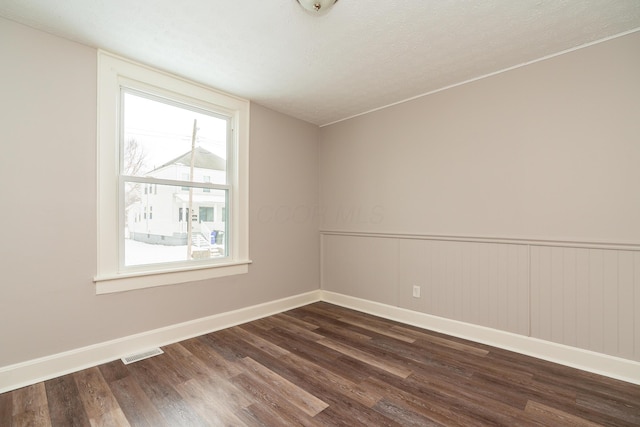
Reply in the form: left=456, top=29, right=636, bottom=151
left=1, top=302, right=639, bottom=426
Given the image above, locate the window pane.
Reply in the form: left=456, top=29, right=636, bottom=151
left=124, top=181, right=227, bottom=266
left=122, top=91, right=228, bottom=185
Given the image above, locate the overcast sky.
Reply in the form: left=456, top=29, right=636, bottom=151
left=123, top=91, right=228, bottom=173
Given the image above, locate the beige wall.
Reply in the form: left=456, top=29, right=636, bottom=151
left=0, top=17, right=319, bottom=367
left=320, top=32, right=640, bottom=243
left=319, top=32, right=640, bottom=361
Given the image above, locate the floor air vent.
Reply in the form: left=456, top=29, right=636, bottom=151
left=121, top=348, right=164, bottom=365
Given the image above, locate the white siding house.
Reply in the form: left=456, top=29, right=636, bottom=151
left=127, top=146, right=226, bottom=251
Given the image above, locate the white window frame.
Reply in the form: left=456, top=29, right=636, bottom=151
left=95, top=50, right=250, bottom=294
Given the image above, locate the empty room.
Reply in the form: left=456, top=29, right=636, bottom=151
left=1, top=1, right=639, bottom=425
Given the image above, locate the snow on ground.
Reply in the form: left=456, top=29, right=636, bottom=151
left=125, top=238, right=222, bottom=266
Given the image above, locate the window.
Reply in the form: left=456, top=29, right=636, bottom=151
left=96, top=51, right=250, bottom=294
left=199, top=206, right=214, bottom=222
left=181, top=173, right=190, bottom=191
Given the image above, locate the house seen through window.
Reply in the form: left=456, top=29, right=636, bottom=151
left=122, top=91, right=230, bottom=266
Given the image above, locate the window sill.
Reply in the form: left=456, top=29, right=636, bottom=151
left=94, top=260, right=252, bottom=294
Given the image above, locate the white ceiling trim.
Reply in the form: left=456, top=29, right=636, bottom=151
left=321, top=26, right=640, bottom=127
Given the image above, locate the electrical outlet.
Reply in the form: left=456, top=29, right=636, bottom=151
left=412, top=285, right=421, bottom=298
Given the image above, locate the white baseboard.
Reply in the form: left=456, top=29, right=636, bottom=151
left=320, top=290, right=640, bottom=385
left=0, top=290, right=321, bottom=394
left=2, top=289, right=638, bottom=394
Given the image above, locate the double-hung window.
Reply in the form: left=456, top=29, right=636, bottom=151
left=96, top=51, right=250, bottom=294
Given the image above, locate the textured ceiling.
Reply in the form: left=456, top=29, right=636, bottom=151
left=2, top=0, right=639, bottom=126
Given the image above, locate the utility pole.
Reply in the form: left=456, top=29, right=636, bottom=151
left=187, top=119, right=197, bottom=259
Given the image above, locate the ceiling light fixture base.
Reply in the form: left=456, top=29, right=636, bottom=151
left=296, top=0, right=339, bottom=15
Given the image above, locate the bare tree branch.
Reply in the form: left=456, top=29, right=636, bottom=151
left=123, top=138, right=148, bottom=227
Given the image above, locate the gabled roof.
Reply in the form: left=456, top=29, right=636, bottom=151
left=152, top=146, right=225, bottom=173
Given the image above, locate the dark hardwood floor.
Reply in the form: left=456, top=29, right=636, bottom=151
left=1, top=302, right=639, bottom=426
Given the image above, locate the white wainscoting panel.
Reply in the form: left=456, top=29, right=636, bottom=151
left=322, top=231, right=640, bottom=363
left=321, top=234, right=399, bottom=305
left=397, top=240, right=529, bottom=336
left=530, top=246, right=640, bottom=361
